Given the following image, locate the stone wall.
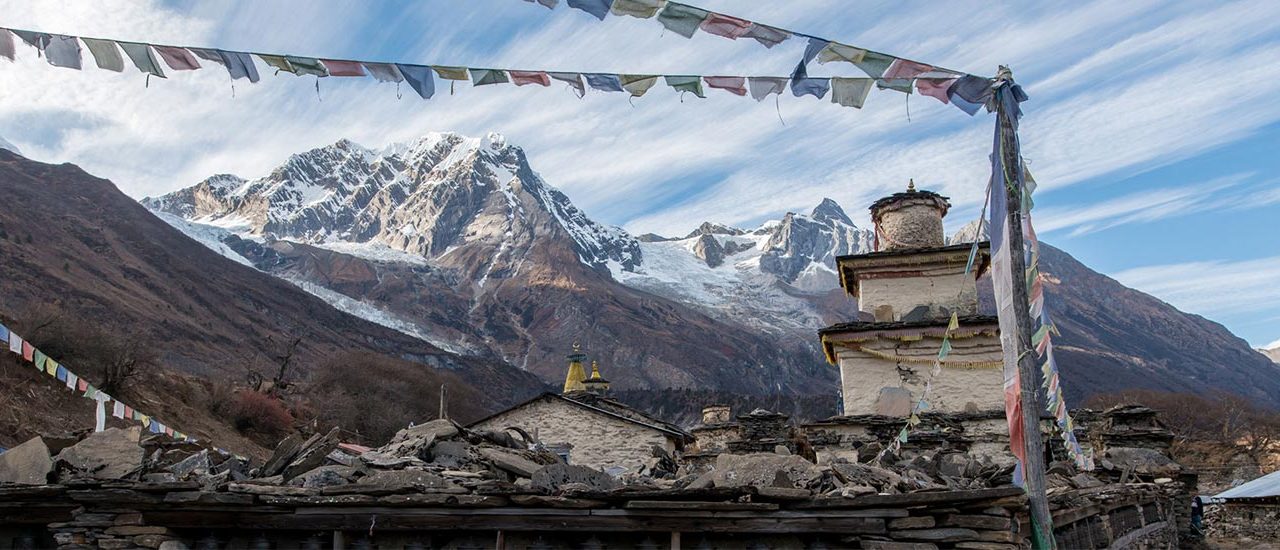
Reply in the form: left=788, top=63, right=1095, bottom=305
left=470, top=396, right=674, bottom=471
left=836, top=335, right=1003, bottom=416
left=1206, top=502, right=1280, bottom=542
left=877, top=202, right=946, bottom=250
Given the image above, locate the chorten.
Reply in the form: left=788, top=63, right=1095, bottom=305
left=562, top=343, right=588, bottom=394
left=582, top=360, right=611, bottom=395
left=819, top=181, right=1003, bottom=417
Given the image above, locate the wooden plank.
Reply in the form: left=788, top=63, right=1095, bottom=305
left=793, top=488, right=1025, bottom=510
left=624, top=501, right=779, bottom=511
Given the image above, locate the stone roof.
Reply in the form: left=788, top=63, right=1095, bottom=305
left=869, top=186, right=951, bottom=222
left=819, top=315, right=1000, bottom=335
left=468, top=392, right=693, bottom=442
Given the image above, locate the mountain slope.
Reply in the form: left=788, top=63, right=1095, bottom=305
left=0, top=149, right=544, bottom=450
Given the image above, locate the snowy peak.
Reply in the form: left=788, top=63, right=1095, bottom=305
left=145, top=132, right=641, bottom=273
left=810, top=198, right=854, bottom=227
left=1262, top=339, right=1280, bottom=363
left=684, top=221, right=746, bottom=239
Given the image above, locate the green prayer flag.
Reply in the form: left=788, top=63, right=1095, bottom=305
left=470, top=68, right=510, bottom=86
left=1031, top=325, right=1049, bottom=347
left=620, top=74, right=659, bottom=97
left=664, top=75, right=704, bottom=98
left=257, top=54, right=293, bottom=74
left=854, top=51, right=894, bottom=79
left=611, top=0, right=666, bottom=18
left=937, top=339, right=952, bottom=360
left=285, top=56, right=328, bottom=77
left=656, top=3, right=708, bottom=38
left=81, top=38, right=125, bottom=72
left=33, top=349, right=47, bottom=371
left=830, top=77, right=873, bottom=108
left=432, top=66, right=470, bottom=80
left=897, top=430, right=908, bottom=443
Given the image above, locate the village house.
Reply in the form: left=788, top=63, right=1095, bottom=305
left=467, top=345, right=692, bottom=472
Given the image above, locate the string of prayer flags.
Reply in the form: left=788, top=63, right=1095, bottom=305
left=611, top=0, right=665, bottom=19
left=1, top=24, right=987, bottom=116
left=1, top=321, right=223, bottom=454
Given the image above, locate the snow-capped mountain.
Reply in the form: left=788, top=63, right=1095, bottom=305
left=145, top=132, right=640, bottom=274
left=1261, top=339, right=1280, bottom=364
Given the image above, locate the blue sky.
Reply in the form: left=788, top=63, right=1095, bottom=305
left=0, top=0, right=1277, bottom=347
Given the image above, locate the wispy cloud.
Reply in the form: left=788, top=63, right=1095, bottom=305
left=1112, top=256, right=1280, bottom=333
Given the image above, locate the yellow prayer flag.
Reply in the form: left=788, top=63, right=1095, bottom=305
left=948, top=312, right=959, bottom=331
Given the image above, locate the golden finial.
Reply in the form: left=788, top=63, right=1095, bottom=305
left=907, top=178, right=916, bottom=193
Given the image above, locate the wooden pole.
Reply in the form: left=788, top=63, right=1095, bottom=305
left=995, top=67, right=1055, bottom=549
left=439, top=384, right=448, bottom=420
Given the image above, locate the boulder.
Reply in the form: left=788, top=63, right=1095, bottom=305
left=0, top=437, right=54, bottom=484
left=531, top=464, right=620, bottom=493
left=379, top=420, right=458, bottom=458
left=281, top=428, right=341, bottom=481
left=427, top=440, right=473, bottom=468
left=479, top=448, right=542, bottom=478
left=167, top=450, right=211, bottom=480
left=711, top=453, right=823, bottom=490
left=289, top=465, right=357, bottom=488
left=54, top=427, right=143, bottom=480
left=830, top=461, right=903, bottom=493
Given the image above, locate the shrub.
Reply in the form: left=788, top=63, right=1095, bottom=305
left=227, top=390, right=293, bottom=436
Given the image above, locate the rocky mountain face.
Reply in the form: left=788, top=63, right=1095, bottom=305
left=148, top=132, right=1280, bottom=409
left=149, top=134, right=836, bottom=394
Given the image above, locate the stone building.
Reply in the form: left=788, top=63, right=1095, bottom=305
left=808, top=182, right=1009, bottom=461
left=468, top=348, right=691, bottom=471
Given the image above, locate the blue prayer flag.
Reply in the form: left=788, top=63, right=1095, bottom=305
left=567, top=0, right=611, bottom=20
left=584, top=73, right=624, bottom=92
left=396, top=64, right=436, bottom=99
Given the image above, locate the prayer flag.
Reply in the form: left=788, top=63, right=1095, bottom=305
left=44, top=35, right=82, bottom=70
left=0, top=29, right=14, bottom=61
left=218, top=51, right=259, bottom=82
left=188, top=48, right=225, bottom=66
left=510, top=70, right=551, bottom=87
left=747, top=77, right=786, bottom=101
left=432, top=66, right=470, bottom=80
left=549, top=72, right=585, bottom=97
left=21, top=341, right=34, bottom=362
left=699, top=13, right=752, bottom=39
left=916, top=78, right=957, bottom=104
left=55, top=365, right=67, bottom=382
left=77, top=378, right=88, bottom=392
left=791, top=77, right=830, bottom=99
left=656, top=4, right=708, bottom=38
left=879, top=59, right=933, bottom=93
left=321, top=59, right=366, bottom=77
left=470, top=68, right=510, bottom=86
left=257, top=54, right=294, bottom=74
left=82, top=38, right=125, bottom=72
left=363, top=62, right=403, bottom=83
left=124, top=405, right=134, bottom=419
left=153, top=46, right=200, bottom=71
left=948, top=75, right=991, bottom=115
left=817, top=43, right=866, bottom=65
left=285, top=56, right=328, bottom=77
left=94, top=393, right=110, bottom=432
left=704, top=76, right=746, bottom=96
left=65, top=371, right=76, bottom=389
left=396, top=64, right=435, bottom=99
left=113, top=401, right=125, bottom=419
left=743, top=23, right=790, bottom=48
left=567, top=0, right=611, bottom=20
left=802, top=37, right=828, bottom=64
left=13, top=30, right=50, bottom=53
left=0, top=324, right=7, bottom=344
left=523, top=0, right=559, bottom=7
left=937, top=339, right=953, bottom=360
left=119, top=42, right=165, bottom=77
left=830, top=77, right=873, bottom=108
left=33, top=349, right=47, bottom=370
left=165, top=426, right=174, bottom=436
left=948, top=312, right=960, bottom=331
left=664, top=75, right=704, bottom=98
left=151, top=421, right=162, bottom=434
left=8, top=331, right=22, bottom=354
left=620, top=74, right=659, bottom=97
left=853, top=51, right=894, bottom=79
left=45, top=358, right=58, bottom=376
left=611, top=0, right=665, bottom=19
left=584, top=73, right=624, bottom=92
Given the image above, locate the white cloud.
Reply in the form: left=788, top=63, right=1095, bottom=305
left=1112, top=256, right=1280, bottom=324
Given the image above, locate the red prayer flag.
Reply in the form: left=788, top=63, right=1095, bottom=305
left=882, top=59, right=933, bottom=80
left=916, top=78, right=956, bottom=104
left=124, top=405, right=134, bottom=418
left=77, top=378, right=88, bottom=392
left=699, top=13, right=752, bottom=39
left=321, top=59, right=366, bottom=77
left=153, top=46, right=201, bottom=70
left=509, top=70, right=551, bottom=87
left=704, top=76, right=746, bottom=96
left=21, top=341, right=33, bottom=362
left=165, top=426, right=174, bottom=436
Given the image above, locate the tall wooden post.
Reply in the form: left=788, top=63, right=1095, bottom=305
left=995, top=67, right=1055, bottom=549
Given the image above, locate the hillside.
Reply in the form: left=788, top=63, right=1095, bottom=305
left=0, top=149, right=545, bottom=452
